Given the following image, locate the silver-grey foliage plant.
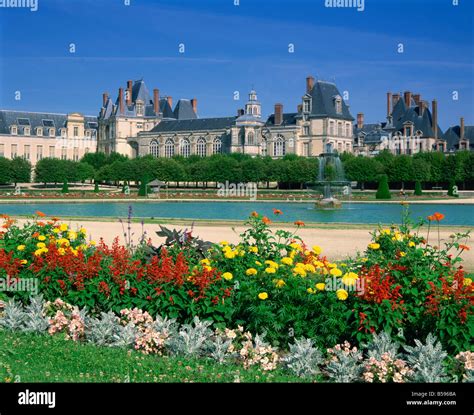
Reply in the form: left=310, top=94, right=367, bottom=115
left=283, top=338, right=324, bottom=378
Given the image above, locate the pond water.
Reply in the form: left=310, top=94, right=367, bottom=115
left=0, top=201, right=473, bottom=226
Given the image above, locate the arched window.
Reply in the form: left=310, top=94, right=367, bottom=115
left=247, top=131, right=255, bottom=145
left=273, top=135, right=286, bottom=157
left=180, top=138, right=191, bottom=158
left=165, top=139, right=175, bottom=158
left=213, top=138, right=222, bottom=154
left=149, top=140, right=160, bottom=157
left=196, top=138, right=207, bottom=157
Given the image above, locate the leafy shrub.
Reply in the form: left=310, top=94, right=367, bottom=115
left=325, top=341, right=363, bottom=383
left=375, top=174, right=391, bottom=199
left=283, top=338, right=323, bottom=378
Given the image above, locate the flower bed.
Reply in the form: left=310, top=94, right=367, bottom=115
left=0, top=208, right=472, bottom=359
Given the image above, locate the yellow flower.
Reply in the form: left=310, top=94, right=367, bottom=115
left=204, top=265, right=212, bottom=272
left=89, top=240, right=96, bottom=246
left=17, top=245, right=26, bottom=251
left=326, top=262, right=337, bottom=269
left=34, top=249, right=44, bottom=256
left=330, top=268, right=343, bottom=277
left=307, top=287, right=315, bottom=294
left=275, top=279, right=286, bottom=288
left=313, top=260, right=324, bottom=268
left=381, top=228, right=391, bottom=235
left=57, top=238, right=70, bottom=247
left=37, top=235, right=46, bottom=241
left=315, top=283, right=326, bottom=291
left=200, top=258, right=211, bottom=266
left=293, top=267, right=307, bottom=277
left=248, top=246, right=258, bottom=253
left=258, top=292, right=268, bottom=300
left=289, top=242, right=302, bottom=251
left=224, top=251, right=236, bottom=259
left=238, top=250, right=245, bottom=257
left=255, top=260, right=262, bottom=266
left=222, top=272, right=233, bottom=281
left=368, top=243, right=380, bottom=250
left=312, top=245, right=322, bottom=255
left=36, top=242, right=46, bottom=249
left=79, top=227, right=87, bottom=234
left=265, top=260, right=279, bottom=269
left=399, top=252, right=406, bottom=257
left=68, top=231, right=77, bottom=240
left=220, top=241, right=229, bottom=246
left=265, top=267, right=277, bottom=274
left=281, top=257, right=293, bottom=266
left=20, top=259, right=28, bottom=265
left=463, top=278, right=472, bottom=287
left=342, top=272, right=359, bottom=287
left=58, top=248, right=66, bottom=256
left=408, top=241, right=416, bottom=247
left=304, top=264, right=316, bottom=273
left=336, top=289, right=349, bottom=301
left=70, top=248, right=78, bottom=256
left=360, top=257, right=368, bottom=262
left=52, top=228, right=60, bottom=234
left=246, top=268, right=258, bottom=276
left=59, top=223, right=68, bottom=232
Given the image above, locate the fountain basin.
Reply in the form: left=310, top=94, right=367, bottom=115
left=316, top=198, right=343, bottom=209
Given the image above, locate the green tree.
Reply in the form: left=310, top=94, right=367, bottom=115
left=389, top=155, right=413, bottom=190
left=0, top=158, right=12, bottom=184
left=35, top=158, right=63, bottom=185
left=76, top=162, right=95, bottom=183
left=10, top=157, right=31, bottom=185
left=344, top=156, right=382, bottom=190
left=376, top=174, right=391, bottom=199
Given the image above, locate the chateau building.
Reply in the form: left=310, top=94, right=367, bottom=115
left=353, top=91, right=447, bottom=156
left=100, top=76, right=354, bottom=159
left=0, top=110, right=98, bottom=166
left=444, top=117, right=473, bottom=152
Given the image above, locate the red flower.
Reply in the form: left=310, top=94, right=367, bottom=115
left=98, top=281, right=110, bottom=297
left=262, top=216, right=271, bottom=225
left=35, top=211, right=46, bottom=217
left=294, top=220, right=305, bottom=227
left=273, top=209, right=283, bottom=216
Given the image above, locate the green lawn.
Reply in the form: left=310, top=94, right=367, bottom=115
left=0, top=330, right=310, bottom=383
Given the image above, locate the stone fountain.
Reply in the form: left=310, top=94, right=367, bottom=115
left=313, top=145, right=351, bottom=208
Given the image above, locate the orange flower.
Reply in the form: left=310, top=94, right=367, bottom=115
left=459, top=244, right=470, bottom=251
left=433, top=212, right=445, bottom=222
left=52, top=217, right=60, bottom=222
left=262, top=216, right=271, bottom=225
left=32, top=232, right=40, bottom=238
left=35, top=211, right=46, bottom=217
left=251, top=211, right=259, bottom=218
left=37, top=221, right=46, bottom=227
left=427, top=215, right=435, bottom=221
left=294, top=220, right=305, bottom=227
left=273, top=209, right=283, bottom=216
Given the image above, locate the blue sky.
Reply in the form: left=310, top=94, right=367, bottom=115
left=0, top=0, right=472, bottom=129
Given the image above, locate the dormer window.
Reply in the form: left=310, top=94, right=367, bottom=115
left=303, top=99, right=311, bottom=113
left=334, top=96, right=342, bottom=114
left=85, top=130, right=91, bottom=138
left=11, top=125, right=18, bottom=135
left=24, top=127, right=30, bottom=136
left=136, top=101, right=144, bottom=116
left=49, top=128, right=55, bottom=137
left=61, top=128, right=67, bottom=138
left=36, top=127, right=43, bottom=136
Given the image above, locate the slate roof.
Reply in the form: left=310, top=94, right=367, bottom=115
left=159, top=98, right=175, bottom=119
left=173, top=99, right=197, bottom=120
left=444, top=125, right=474, bottom=151
left=149, top=117, right=236, bottom=133
left=265, top=113, right=298, bottom=127
left=308, top=80, right=354, bottom=121
left=0, top=110, right=98, bottom=137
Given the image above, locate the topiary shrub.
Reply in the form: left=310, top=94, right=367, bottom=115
left=414, top=181, right=423, bottom=196
left=375, top=175, right=391, bottom=199
left=61, top=180, right=69, bottom=194
left=447, top=179, right=459, bottom=198
left=138, top=176, right=149, bottom=197
left=94, top=182, right=99, bottom=193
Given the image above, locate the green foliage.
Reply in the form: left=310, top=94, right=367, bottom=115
left=61, top=180, right=69, bottom=193
left=414, top=181, right=423, bottom=196
left=10, top=157, right=31, bottom=184
left=138, top=175, right=149, bottom=197
left=0, top=157, right=12, bottom=184
left=375, top=175, right=391, bottom=199
left=447, top=179, right=459, bottom=197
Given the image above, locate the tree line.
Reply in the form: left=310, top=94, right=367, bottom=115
left=0, top=150, right=473, bottom=190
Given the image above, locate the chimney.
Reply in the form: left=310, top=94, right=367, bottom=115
left=413, top=94, right=421, bottom=106
left=102, top=92, right=108, bottom=107
left=167, top=96, right=173, bottom=109
left=126, top=80, right=133, bottom=106
left=118, top=87, right=124, bottom=114
left=191, top=98, right=198, bottom=114
left=274, top=103, right=283, bottom=126
left=386, top=92, right=392, bottom=117
left=460, top=117, right=465, bottom=140
left=432, top=100, right=438, bottom=139
left=404, top=91, right=412, bottom=107
left=306, top=76, right=315, bottom=94
left=153, top=89, right=160, bottom=115
left=357, top=113, right=364, bottom=129
left=392, top=93, right=400, bottom=107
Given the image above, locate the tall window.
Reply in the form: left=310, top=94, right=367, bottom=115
left=337, top=122, right=343, bottom=137
left=345, top=123, right=351, bottom=137
left=303, top=99, right=311, bottom=113
left=335, top=97, right=342, bottom=114
left=273, top=135, right=286, bottom=157
left=24, top=145, right=30, bottom=160
left=180, top=138, right=191, bottom=158
left=196, top=138, right=206, bottom=157
left=303, top=125, right=310, bottom=136
left=329, top=121, right=335, bottom=136
left=36, top=146, right=43, bottom=161
left=149, top=140, right=160, bottom=157
left=213, top=138, right=222, bottom=154
left=165, top=139, right=175, bottom=158
left=73, top=127, right=79, bottom=137
left=136, top=102, right=144, bottom=116
left=303, top=142, right=310, bottom=156
left=49, top=146, right=55, bottom=158
left=49, top=128, right=55, bottom=137
left=61, top=147, right=67, bottom=160
left=0, top=144, right=4, bottom=157
left=247, top=132, right=255, bottom=145
left=73, top=148, right=79, bottom=161
left=24, top=127, right=30, bottom=136
left=11, top=144, right=17, bottom=158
